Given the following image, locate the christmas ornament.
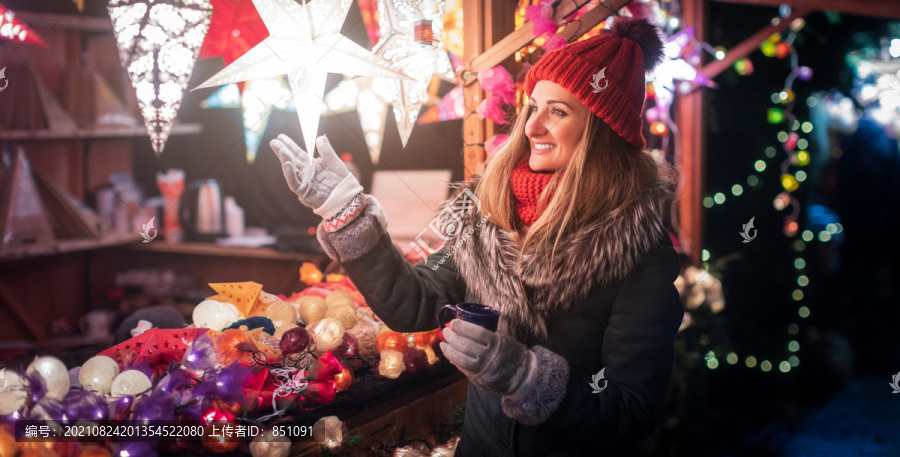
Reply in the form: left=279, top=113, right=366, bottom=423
left=297, top=297, right=328, bottom=325
left=0, top=4, right=47, bottom=46
left=193, top=299, right=241, bottom=331
left=325, top=290, right=354, bottom=308
left=321, top=76, right=392, bottom=164
left=377, top=331, right=407, bottom=353
left=78, top=356, right=120, bottom=396
left=0, top=370, right=26, bottom=415
left=208, top=281, right=263, bottom=316
left=249, top=427, right=290, bottom=457
left=373, top=0, right=455, bottom=146
left=199, top=0, right=268, bottom=67
left=378, top=349, right=405, bottom=379
left=108, top=0, right=213, bottom=155
left=325, top=304, right=358, bottom=331
left=332, top=367, right=352, bottom=393
left=265, top=301, right=297, bottom=329
left=312, top=416, right=343, bottom=448
left=26, top=356, right=69, bottom=400
left=279, top=327, right=310, bottom=355
left=201, top=78, right=295, bottom=163
left=194, top=0, right=412, bottom=156
left=298, top=262, right=323, bottom=286
left=110, top=370, right=152, bottom=397
left=309, top=319, right=345, bottom=353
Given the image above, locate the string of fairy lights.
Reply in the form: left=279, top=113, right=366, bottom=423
left=697, top=11, right=842, bottom=374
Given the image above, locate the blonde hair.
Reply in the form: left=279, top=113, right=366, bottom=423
left=475, top=108, right=670, bottom=266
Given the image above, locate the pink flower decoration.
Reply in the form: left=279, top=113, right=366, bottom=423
left=477, top=96, right=508, bottom=125
left=484, top=134, right=509, bottom=156
left=542, top=34, right=567, bottom=52
left=478, top=66, right=515, bottom=105
left=525, top=2, right=558, bottom=38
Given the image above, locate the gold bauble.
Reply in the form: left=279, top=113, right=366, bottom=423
left=325, top=304, right=358, bottom=330
left=325, top=290, right=354, bottom=308
left=265, top=301, right=298, bottom=329
left=79, top=356, right=120, bottom=396
left=296, top=297, right=328, bottom=325
left=378, top=350, right=405, bottom=379
left=26, top=356, right=70, bottom=400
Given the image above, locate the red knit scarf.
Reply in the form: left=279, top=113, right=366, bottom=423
left=510, top=158, right=557, bottom=225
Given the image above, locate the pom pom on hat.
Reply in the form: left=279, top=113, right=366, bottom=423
left=524, top=16, right=665, bottom=148
left=610, top=15, right=665, bottom=72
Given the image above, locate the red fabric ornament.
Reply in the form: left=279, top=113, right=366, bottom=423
left=98, top=328, right=208, bottom=378
left=199, top=0, right=268, bottom=67
left=404, top=347, right=428, bottom=372
left=279, top=327, right=311, bottom=354
left=301, top=380, right=337, bottom=404
left=333, top=333, right=360, bottom=358
left=308, top=351, right=342, bottom=382
left=0, top=4, right=47, bottom=46
left=476, top=96, right=508, bottom=125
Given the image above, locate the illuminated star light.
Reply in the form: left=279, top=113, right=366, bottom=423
left=201, top=78, right=296, bottom=163
left=194, top=0, right=413, bottom=156
left=321, top=76, right=392, bottom=164
left=374, top=0, right=455, bottom=147
left=109, top=0, right=213, bottom=156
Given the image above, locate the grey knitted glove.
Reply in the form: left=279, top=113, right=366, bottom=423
left=269, top=134, right=363, bottom=219
left=440, top=319, right=535, bottom=395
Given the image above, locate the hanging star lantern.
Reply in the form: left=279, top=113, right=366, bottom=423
left=321, top=76, right=392, bottom=164
left=194, top=0, right=413, bottom=157
left=374, top=0, right=454, bottom=146
left=199, top=0, right=268, bottom=68
left=109, top=0, right=213, bottom=156
left=0, top=3, right=47, bottom=46
left=202, top=77, right=295, bottom=163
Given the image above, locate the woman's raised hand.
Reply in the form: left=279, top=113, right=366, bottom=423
left=270, top=134, right=363, bottom=219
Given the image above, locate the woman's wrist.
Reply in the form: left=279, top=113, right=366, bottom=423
left=321, top=193, right=367, bottom=233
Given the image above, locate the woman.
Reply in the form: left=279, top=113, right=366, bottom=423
left=270, top=16, right=683, bottom=456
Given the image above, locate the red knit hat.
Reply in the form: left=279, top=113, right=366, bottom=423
left=524, top=16, right=665, bottom=148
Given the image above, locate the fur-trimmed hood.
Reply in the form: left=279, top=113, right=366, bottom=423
left=442, top=177, right=673, bottom=342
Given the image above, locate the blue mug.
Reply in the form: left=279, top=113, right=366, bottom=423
left=437, top=303, right=500, bottom=332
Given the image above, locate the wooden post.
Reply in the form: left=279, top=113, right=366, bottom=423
left=676, top=0, right=707, bottom=266
left=461, top=0, right=514, bottom=179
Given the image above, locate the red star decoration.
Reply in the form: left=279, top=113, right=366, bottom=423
left=135, top=342, right=143, bottom=349
left=199, top=0, right=268, bottom=67
left=0, top=4, right=47, bottom=47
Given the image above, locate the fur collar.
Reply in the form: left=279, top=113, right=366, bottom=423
left=442, top=177, right=672, bottom=342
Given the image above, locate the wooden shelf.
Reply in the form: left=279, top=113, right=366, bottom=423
left=129, top=241, right=326, bottom=262
left=0, top=233, right=143, bottom=263
left=0, top=124, right=203, bottom=141
left=13, top=11, right=112, bottom=32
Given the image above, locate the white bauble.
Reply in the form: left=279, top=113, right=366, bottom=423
left=110, top=370, right=151, bottom=397
left=79, top=356, right=120, bottom=395
left=309, top=318, right=345, bottom=353
left=192, top=300, right=240, bottom=331
left=249, top=428, right=291, bottom=457
left=0, top=370, right=27, bottom=415
left=26, top=356, right=69, bottom=400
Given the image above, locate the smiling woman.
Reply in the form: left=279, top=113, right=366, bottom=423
left=271, top=15, right=683, bottom=456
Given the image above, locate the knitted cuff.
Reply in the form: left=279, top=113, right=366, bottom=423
left=501, top=345, right=570, bottom=425
left=321, top=193, right=366, bottom=233
left=314, top=174, right=364, bottom=220
left=316, top=195, right=389, bottom=262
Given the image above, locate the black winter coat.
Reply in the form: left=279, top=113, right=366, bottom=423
left=316, top=179, right=684, bottom=456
